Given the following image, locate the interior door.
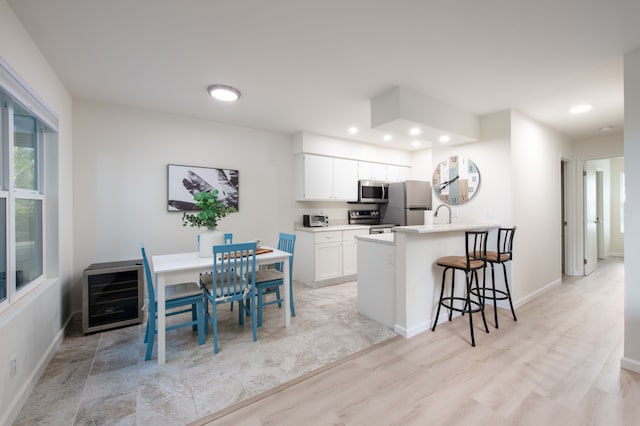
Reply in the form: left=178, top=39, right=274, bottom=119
left=583, top=164, right=598, bottom=275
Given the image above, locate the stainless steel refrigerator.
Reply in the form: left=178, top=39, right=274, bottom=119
left=382, top=180, right=432, bottom=226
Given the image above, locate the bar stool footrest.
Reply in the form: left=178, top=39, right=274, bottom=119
left=469, top=287, right=511, bottom=301
left=439, top=296, right=484, bottom=314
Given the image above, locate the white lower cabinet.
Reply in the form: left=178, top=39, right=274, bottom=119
left=315, top=241, right=342, bottom=281
left=295, top=228, right=370, bottom=287
left=342, top=229, right=369, bottom=276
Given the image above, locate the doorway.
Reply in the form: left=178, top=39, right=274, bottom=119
left=582, top=157, right=625, bottom=275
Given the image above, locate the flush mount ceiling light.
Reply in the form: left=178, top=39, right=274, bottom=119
left=207, top=84, right=241, bottom=101
left=409, top=127, right=422, bottom=136
left=439, top=135, right=451, bottom=143
left=383, top=134, right=392, bottom=141
left=348, top=126, right=358, bottom=134
left=569, top=104, right=592, bottom=114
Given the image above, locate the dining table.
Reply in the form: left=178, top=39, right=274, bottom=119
left=151, top=246, right=292, bottom=364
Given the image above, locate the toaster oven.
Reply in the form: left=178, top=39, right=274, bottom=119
left=303, top=214, right=328, bottom=227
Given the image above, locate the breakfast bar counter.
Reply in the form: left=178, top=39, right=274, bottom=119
left=357, top=222, right=497, bottom=338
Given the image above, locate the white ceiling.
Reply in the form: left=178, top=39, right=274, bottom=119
left=8, top=0, right=640, bottom=150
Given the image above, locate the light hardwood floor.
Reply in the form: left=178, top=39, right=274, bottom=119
left=192, top=257, right=640, bottom=426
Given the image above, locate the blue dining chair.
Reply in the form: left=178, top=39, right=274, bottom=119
left=255, top=233, right=296, bottom=327
left=198, top=232, right=232, bottom=251
left=200, top=241, right=258, bottom=354
left=141, top=244, right=205, bottom=361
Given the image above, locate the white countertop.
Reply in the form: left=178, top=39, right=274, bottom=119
left=295, top=224, right=370, bottom=232
left=393, top=221, right=497, bottom=234
left=356, top=233, right=395, bottom=244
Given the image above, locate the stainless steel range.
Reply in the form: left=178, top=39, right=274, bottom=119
left=348, top=209, right=397, bottom=234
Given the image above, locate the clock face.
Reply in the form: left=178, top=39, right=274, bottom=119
left=432, top=156, right=480, bottom=205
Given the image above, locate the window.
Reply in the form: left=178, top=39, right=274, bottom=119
left=0, top=58, right=57, bottom=309
left=0, top=89, right=51, bottom=307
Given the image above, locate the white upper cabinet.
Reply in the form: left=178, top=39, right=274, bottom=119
left=295, top=154, right=358, bottom=201
left=332, top=158, right=359, bottom=200
left=358, top=161, right=387, bottom=181
left=358, top=161, right=410, bottom=182
left=386, top=164, right=411, bottom=182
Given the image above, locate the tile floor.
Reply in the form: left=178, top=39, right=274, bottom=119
left=14, top=280, right=397, bottom=425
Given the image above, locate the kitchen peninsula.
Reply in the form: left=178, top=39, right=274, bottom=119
left=357, top=222, right=497, bottom=338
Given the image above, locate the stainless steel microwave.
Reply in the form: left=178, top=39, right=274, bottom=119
left=358, top=180, right=389, bottom=203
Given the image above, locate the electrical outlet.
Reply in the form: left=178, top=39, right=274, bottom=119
left=10, top=355, right=17, bottom=379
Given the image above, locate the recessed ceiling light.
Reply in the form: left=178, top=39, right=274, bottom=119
left=383, top=134, right=392, bottom=141
left=439, top=135, right=451, bottom=143
left=412, top=140, right=421, bottom=147
left=348, top=126, right=358, bottom=134
left=599, top=126, right=614, bottom=132
left=207, top=84, right=241, bottom=101
left=569, top=104, right=592, bottom=114
left=409, top=127, right=421, bottom=136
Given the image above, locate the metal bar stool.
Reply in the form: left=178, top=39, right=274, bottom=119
left=475, top=227, right=517, bottom=328
left=432, top=230, right=490, bottom=347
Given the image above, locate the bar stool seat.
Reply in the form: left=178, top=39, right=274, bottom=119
left=472, top=227, right=517, bottom=328
left=432, top=230, right=490, bottom=347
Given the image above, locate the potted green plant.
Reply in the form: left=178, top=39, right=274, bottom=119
left=182, top=189, right=235, bottom=257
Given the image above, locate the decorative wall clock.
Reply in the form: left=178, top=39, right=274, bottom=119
left=432, top=155, right=481, bottom=205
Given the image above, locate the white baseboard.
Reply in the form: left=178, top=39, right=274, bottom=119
left=513, top=278, right=562, bottom=309
left=3, top=312, right=76, bottom=426
left=394, top=321, right=430, bottom=339
left=621, top=356, right=640, bottom=373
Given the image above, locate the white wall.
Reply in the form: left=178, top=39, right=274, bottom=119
left=573, top=132, right=624, bottom=160
left=410, top=148, right=433, bottom=181
left=623, top=47, right=640, bottom=372
left=431, top=109, right=512, bottom=227
left=0, top=1, right=74, bottom=423
left=292, top=132, right=412, bottom=166
left=510, top=110, right=572, bottom=303
left=72, top=100, right=296, bottom=309
left=610, top=158, right=624, bottom=256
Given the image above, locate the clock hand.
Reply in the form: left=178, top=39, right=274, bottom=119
left=439, top=175, right=459, bottom=191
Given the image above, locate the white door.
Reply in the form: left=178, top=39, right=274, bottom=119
left=584, top=164, right=598, bottom=275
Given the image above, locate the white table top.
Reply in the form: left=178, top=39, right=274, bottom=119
left=152, top=247, right=291, bottom=273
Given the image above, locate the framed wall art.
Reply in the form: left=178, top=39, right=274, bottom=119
left=167, top=164, right=239, bottom=211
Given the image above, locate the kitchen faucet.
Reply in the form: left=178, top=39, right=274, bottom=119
left=434, top=204, right=452, bottom=224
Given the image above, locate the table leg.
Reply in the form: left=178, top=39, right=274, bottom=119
left=156, top=272, right=166, bottom=364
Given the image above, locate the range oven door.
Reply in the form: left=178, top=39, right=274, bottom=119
left=358, top=180, right=389, bottom=203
